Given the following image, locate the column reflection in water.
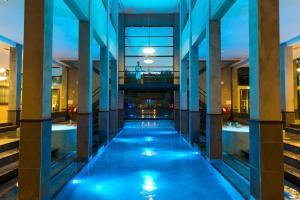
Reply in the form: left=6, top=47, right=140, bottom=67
left=98, top=111, right=110, bottom=146
left=179, top=110, right=189, bottom=141
left=222, top=126, right=250, bottom=177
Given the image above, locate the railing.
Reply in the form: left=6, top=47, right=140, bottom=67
left=199, top=87, right=206, bottom=107
left=119, top=71, right=180, bottom=85
left=125, top=107, right=174, bottom=119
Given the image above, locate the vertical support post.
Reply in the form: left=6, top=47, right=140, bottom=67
left=206, top=17, right=222, bottom=160
left=110, top=59, right=118, bottom=135
left=249, top=0, right=283, bottom=199
left=188, top=0, right=200, bottom=141
left=280, top=44, right=295, bottom=127
left=180, top=59, right=189, bottom=135
left=77, top=20, right=93, bottom=161
left=99, top=46, right=110, bottom=141
left=118, top=90, right=124, bottom=129
left=7, top=44, right=22, bottom=126
left=189, top=45, right=200, bottom=142
left=18, top=0, right=53, bottom=199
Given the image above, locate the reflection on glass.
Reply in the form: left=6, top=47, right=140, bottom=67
left=125, top=92, right=174, bottom=120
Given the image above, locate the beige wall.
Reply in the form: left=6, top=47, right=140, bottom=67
left=232, top=68, right=239, bottom=112
left=222, top=67, right=232, bottom=108
left=0, top=105, right=8, bottom=123
left=198, top=64, right=232, bottom=108
left=67, top=66, right=100, bottom=109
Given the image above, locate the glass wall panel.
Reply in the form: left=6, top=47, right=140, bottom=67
left=125, top=27, right=173, bottom=37
left=125, top=37, right=173, bottom=47
left=123, top=26, right=175, bottom=120
left=125, top=47, right=173, bottom=56
left=125, top=57, right=173, bottom=68
left=124, top=91, right=174, bottom=119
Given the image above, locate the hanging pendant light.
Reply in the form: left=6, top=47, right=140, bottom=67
left=143, top=15, right=155, bottom=64
left=142, top=47, right=155, bottom=55
left=144, top=59, right=154, bottom=64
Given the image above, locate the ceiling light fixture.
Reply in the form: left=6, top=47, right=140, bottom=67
left=144, top=59, right=154, bottom=64
left=142, top=15, right=156, bottom=67
left=142, top=47, right=155, bottom=55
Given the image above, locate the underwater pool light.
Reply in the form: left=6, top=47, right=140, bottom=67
left=145, top=137, right=153, bottom=142
left=142, top=148, right=157, bottom=157
left=72, top=179, right=81, bottom=184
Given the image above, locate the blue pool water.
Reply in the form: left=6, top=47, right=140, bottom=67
left=55, top=121, right=241, bottom=200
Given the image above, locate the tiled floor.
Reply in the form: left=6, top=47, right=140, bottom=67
left=55, top=120, right=241, bottom=200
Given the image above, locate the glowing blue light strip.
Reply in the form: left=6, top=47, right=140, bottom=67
left=0, top=35, right=18, bottom=47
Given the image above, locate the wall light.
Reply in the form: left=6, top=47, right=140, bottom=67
left=0, top=68, right=6, bottom=73
left=0, top=76, right=7, bottom=81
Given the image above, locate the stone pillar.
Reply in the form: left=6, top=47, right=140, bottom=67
left=7, top=44, right=22, bottom=126
left=99, top=46, right=110, bottom=142
left=280, top=44, right=295, bottom=127
left=179, top=0, right=189, bottom=136
left=249, top=0, right=283, bottom=199
left=118, top=90, right=124, bottom=130
left=110, top=59, right=118, bottom=135
left=180, top=59, right=188, bottom=135
left=77, top=20, right=93, bottom=161
left=189, top=45, right=200, bottom=143
left=18, top=0, right=53, bottom=199
left=206, top=19, right=222, bottom=160
left=174, top=90, right=180, bottom=132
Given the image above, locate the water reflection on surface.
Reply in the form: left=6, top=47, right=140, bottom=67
left=55, top=120, right=237, bottom=200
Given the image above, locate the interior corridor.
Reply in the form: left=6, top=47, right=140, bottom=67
left=54, top=121, right=241, bottom=200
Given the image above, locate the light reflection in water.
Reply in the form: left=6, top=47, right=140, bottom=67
left=142, top=148, right=157, bottom=157
left=145, top=137, right=153, bottom=142
left=72, top=179, right=81, bottom=184
left=140, top=171, right=159, bottom=200
left=143, top=175, right=156, bottom=192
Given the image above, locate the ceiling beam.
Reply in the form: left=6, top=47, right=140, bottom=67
left=63, top=0, right=89, bottom=21
left=210, top=0, right=236, bottom=20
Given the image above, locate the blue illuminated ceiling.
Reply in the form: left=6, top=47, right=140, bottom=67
left=119, top=0, right=180, bottom=13
left=1, top=0, right=300, bottom=61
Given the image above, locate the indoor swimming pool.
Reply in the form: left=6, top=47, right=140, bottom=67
left=54, top=120, right=242, bottom=200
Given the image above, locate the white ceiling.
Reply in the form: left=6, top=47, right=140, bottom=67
left=0, top=0, right=300, bottom=66
left=0, top=41, right=10, bottom=68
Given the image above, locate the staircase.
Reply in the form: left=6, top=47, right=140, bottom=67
left=285, top=122, right=300, bottom=135
left=198, top=87, right=207, bottom=151
left=0, top=123, right=17, bottom=134
left=0, top=139, right=19, bottom=186
left=284, top=130, right=300, bottom=186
